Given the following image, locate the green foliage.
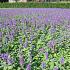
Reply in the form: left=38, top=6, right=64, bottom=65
left=0, top=2, right=70, bottom=8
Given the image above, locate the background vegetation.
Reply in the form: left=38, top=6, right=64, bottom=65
left=0, top=2, right=70, bottom=8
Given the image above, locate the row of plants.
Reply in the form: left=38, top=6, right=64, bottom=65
left=0, top=2, right=70, bottom=8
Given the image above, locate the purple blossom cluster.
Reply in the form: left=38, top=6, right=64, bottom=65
left=47, top=40, right=56, bottom=50
left=0, top=53, right=13, bottom=65
left=26, top=63, right=31, bottom=70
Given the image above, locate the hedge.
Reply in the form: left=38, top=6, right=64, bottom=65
left=0, top=2, right=70, bottom=8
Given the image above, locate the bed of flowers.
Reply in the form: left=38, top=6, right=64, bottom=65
left=0, top=8, right=70, bottom=70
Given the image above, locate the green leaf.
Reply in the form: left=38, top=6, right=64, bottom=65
left=45, top=34, right=52, bottom=41
left=8, top=66, right=13, bottom=70
left=49, top=62, right=54, bottom=70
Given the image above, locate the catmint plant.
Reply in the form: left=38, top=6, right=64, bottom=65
left=47, top=40, right=56, bottom=50
left=26, top=63, right=31, bottom=70
left=53, top=66, right=58, bottom=70
left=60, top=57, right=64, bottom=64
left=41, top=62, right=46, bottom=69
left=45, top=52, right=48, bottom=60
left=19, top=54, right=24, bottom=68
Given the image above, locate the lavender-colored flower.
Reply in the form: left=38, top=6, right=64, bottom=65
left=53, top=66, right=58, bottom=70
left=39, top=48, right=45, bottom=52
left=38, top=15, right=42, bottom=19
left=49, top=27, right=56, bottom=34
left=0, top=23, right=2, bottom=28
left=11, top=19, right=16, bottom=25
left=21, top=18, right=25, bottom=23
left=26, top=63, right=31, bottom=70
left=31, top=18, right=35, bottom=24
left=23, top=38, right=28, bottom=48
left=47, top=40, right=56, bottom=49
left=30, top=35, right=35, bottom=41
left=9, top=35, right=13, bottom=42
left=1, top=53, right=8, bottom=60
left=19, top=37, right=22, bottom=45
left=7, top=55, right=13, bottom=65
left=0, top=32, right=2, bottom=38
left=19, top=54, right=24, bottom=67
left=45, top=52, right=48, bottom=60
left=41, top=62, right=46, bottom=69
left=1, top=53, right=13, bottom=65
left=3, top=23, right=7, bottom=28
left=25, top=18, right=29, bottom=24
left=60, top=57, right=64, bottom=64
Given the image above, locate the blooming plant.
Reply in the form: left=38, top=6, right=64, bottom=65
left=0, top=8, right=70, bottom=70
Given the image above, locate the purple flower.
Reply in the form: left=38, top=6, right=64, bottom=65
left=39, top=48, right=45, bottom=52
left=9, top=35, right=13, bottom=42
left=30, top=35, right=35, bottom=41
left=25, top=18, right=29, bottom=24
left=41, top=62, right=46, bottom=69
left=19, top=54, right=24, bottom=67
left=23, top=38, right=28, bottom=48
left=53, top=66, right=58, bottom=70
left=0, top=32, right=2, bottom=38
left=11, top=19, right=16, bottom=25
left=1, top=53, right=13, bottom=65
left=45, top=52, right=48, bottom=60
left=19, top=37, right=22, bottom=45
left=10, top=30, right=15, bottom=36
left=0, top=23, right=2, bottom=28
left=31, top=18, right=35, bottom=24
left=1, top=53, right=8, bottom=60
left=49, top=27, right=56, bottom=34
left=60, top=57, right=64, bottom=64
left=26, top=63, right=31, bottom=70
left=7, top=55, right=13, bottom=65
left=38, top=15, right=42, bottom=19
left=47, top=40, right=56, bottom=49
left=21, top=18, right=25, bottom=23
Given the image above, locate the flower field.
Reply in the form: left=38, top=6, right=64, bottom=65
left=0, top=8, right=70, bottom=70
